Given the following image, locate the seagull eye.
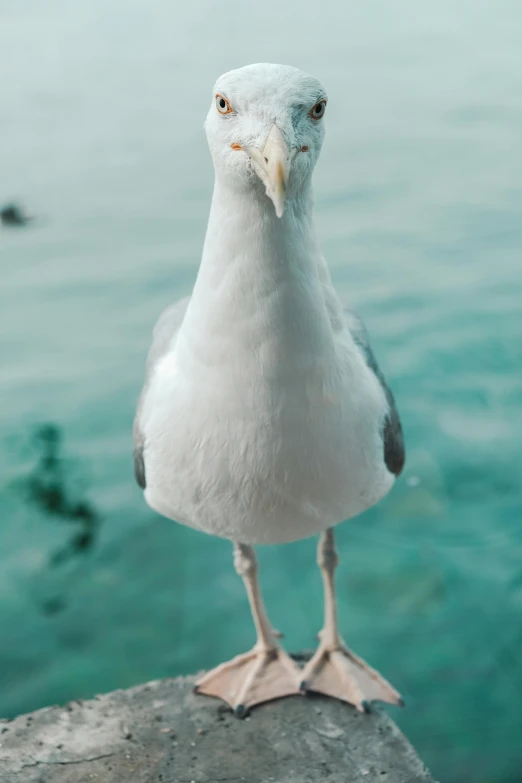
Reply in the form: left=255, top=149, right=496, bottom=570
left=309, top=100, right=327, bottom=120
left=216, top=94, right=233, bottom=115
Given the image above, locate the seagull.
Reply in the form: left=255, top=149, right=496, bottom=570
left=134, top=63, right=405, bottom=717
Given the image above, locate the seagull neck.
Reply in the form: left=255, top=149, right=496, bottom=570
left=204, top=178, right=318, bottom=262
left=195, top=179, right=328, bottom=311
left=177, top=179, right=336, bottom=364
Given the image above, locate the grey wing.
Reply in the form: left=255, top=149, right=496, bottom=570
left=133, top=297, right=190, bottom=489
left=344, top=308, right=405, bottom=476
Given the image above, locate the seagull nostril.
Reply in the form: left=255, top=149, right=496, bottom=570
left=264, top=156, right=268, bottom=163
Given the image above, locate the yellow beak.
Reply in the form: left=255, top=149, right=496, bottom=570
left=245, top=124, right=291, bottom=218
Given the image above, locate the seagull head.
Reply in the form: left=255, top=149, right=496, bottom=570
left=205, top=63, right=327, bottom=218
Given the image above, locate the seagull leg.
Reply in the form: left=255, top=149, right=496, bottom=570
left=300, top=529, right=403, bottom=711
left=194, top=542, right=300, bottom=716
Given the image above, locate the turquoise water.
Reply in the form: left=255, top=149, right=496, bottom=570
left=1, top=2, right=522, bottom=781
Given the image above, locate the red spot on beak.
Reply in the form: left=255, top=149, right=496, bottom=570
left=231, top=143, right=242, bottom=150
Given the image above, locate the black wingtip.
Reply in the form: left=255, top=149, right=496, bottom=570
left=133, top=447, right=146, bottom=489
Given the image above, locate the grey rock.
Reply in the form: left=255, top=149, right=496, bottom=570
left=0, top=669, right=436, bottom=783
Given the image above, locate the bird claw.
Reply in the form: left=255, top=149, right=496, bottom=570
left=195, top=646, right=300, bottom=715
left=300, top=643, right=402, bottom=712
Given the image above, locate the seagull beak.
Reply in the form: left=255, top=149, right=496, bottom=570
left=245, top=124, right=292, bottom=218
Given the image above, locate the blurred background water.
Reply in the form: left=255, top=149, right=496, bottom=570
left=1, top=1, right=522, bottom=781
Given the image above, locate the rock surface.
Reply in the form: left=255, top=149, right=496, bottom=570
left=0, top=671, right=436, bottom=783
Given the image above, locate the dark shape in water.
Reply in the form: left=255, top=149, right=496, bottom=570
left=1, top=203, right=33, bottom=227
left=19, top=423, right=101, bottom=567
left=50, top=526, right=97, bottom=567
left=40, top=597, right=67, bottom=616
